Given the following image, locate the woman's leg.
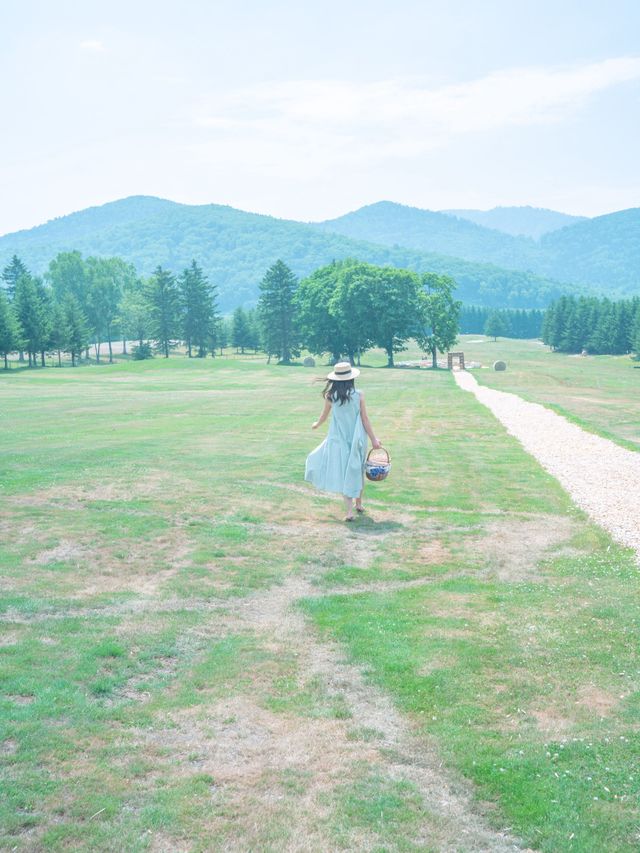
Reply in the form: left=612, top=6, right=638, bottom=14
left=343, top=495, right=354, bottom=521
left=355, top=477, right=365, bottom=512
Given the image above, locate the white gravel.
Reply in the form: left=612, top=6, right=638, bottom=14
left=454, top=370, right=640, bottom=560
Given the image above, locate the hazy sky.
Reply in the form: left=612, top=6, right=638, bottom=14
left=2, top=0, right=639, bottom=234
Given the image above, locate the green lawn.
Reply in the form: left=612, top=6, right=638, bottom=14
left=1, top=355, right=639, bottom=851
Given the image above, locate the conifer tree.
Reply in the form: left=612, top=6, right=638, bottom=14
left=48, top=301, right=70, bottom=367
left=145, top=267, right=180, bottom=358
left=232, top=307, right=251, bottom=353
left=179, top=261, right=219, bottom=357
left=13, top=274, right=49, bottom=366
left=632, top=307, right=640, bottom=360
left=0, top=289, right=21, bottom=369
left=2, top=255, right=29, bottom=299
left=63, top=293, right=90, bottom=366
left=257, top=260, right=299, bottom=364
left=217, top=317, right=230, bottom=356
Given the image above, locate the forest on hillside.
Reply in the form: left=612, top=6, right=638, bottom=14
left=0, top=197, right=579, bottom=312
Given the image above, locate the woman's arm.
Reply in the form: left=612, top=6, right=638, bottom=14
left=312, top=398, right=332, bottom=429
left=360, top=393, right=381, bottom=448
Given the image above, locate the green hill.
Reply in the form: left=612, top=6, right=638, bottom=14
left=317, top=201, right=538, bottom=269
left=318, top=200, right=639, bottom=294
left=0, top=196, right=574, bottom=311
left=442, top=206, right=586, bottom=239
left=538, top=208, right=640, bottom=292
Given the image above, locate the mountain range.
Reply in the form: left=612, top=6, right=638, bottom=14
left=0, top=196, right=637, bottom=311
left=442, top=206, right=585, bottom=239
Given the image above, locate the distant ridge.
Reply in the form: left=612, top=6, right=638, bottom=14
left=0, top=196, right=575, bottom=311
left=317, top=201, right=538, bottom=269
left=442, top=206, right=587, bottom=240
left=318, top=200, right=639, bottom=293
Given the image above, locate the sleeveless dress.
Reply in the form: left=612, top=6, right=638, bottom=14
left=305, top=390, right=368, bottom=498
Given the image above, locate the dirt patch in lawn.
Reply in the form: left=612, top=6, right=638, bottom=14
left=468, top=516, right=578, bottom=582
left=530, top=708, right=573, bottom=735
left=576, top=684, right=619, bottom=717
left=128, top=575, right=523, bottom=852
left=31, top=540, right=90, bottom=566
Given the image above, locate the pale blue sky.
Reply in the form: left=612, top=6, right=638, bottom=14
left=2, top=0, right=639, bottom=234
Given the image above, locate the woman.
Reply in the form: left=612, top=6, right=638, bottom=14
left=305, top=362, right=381, bottom=522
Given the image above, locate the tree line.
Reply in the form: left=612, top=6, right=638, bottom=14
left=460, top=306, right=545, bottom=339
left=541, top=295, right=640, bottom=355
left=0, top=253, right=462, bottom=369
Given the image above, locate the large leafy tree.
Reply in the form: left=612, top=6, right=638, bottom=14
left=0, top=289, right=21, bottom=369
left=295, top=262, right=345, bottom=363
left=483, top=310, right=511, bottom=342
left=258, top=260, right=299, bottom=364
left=366, top=266, right=422, bottom=367
left=145, top=267, right=180, bottom=358
left=85, top=258, right=125, bottom=362
left=415, top=273, right=461, bottom=369
left=179, top=260, right=219, bottom=357
left=47, top=251, right=89, bottom=303
left=119, top=279, right=150, bottom=349
left=328, top=263, right=376, bottom=365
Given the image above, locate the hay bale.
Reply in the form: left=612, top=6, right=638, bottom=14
left=493, top=360, right=507, bottom=371
left=303, top=356, right=316, bottom=367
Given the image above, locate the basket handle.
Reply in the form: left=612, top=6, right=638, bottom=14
left=367, top=446, right=390, bottom=463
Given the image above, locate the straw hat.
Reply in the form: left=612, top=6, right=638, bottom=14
left=327, top=361, right=360, bottom=381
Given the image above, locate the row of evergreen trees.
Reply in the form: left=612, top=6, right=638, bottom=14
left=541, top=295, right=640, bottom=355
left=0, top=252, right=222, bottom=368
left=0, top=254, right=462, bottom=369
left=460, top=306, right=545, bottom=339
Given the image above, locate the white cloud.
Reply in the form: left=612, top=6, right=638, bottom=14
left=190, top=57, right=640, bottom=174
left=80, top=39, right=105, bottom=53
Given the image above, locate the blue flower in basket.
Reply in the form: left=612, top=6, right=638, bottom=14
left=365, top=446, right=391, bottom=482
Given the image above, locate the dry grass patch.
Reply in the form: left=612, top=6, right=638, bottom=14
left=467, top=515, right=579, bottom=581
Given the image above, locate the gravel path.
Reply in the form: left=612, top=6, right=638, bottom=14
left=454, top=370, right=640, bottom=560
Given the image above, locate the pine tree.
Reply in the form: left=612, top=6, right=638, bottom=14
left=2, top=255, right=28, bottom=300
left=632, top=307, right=640, bottom=360
left=13, top=274, right=49, bottom=366
left=232, top=307, right=251, bottom=353
left=145, top=267, right=180, bottom=358
left=179, top=261, right=219, bottom=357
left=217, top=317, right=230, bottom=356
left=63, top=293, right=90, bottom=366
left=0, top=289, right=21, bottom=369
left=257, top=260, right=299, bottom=364
left=48, top=301, right=70, bottom=367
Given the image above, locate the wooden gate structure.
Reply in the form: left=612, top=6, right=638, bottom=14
left=447, top=351, right=465, bottom=370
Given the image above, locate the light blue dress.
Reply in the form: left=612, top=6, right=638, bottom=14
left=305, top=390, right=368, bottom=498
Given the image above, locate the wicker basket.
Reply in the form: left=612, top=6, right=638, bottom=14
left=365, top=446, right=391, bottom=482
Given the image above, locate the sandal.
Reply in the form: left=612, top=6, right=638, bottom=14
left=355, top=505, right=365, bottom=514
left=344, top=516, right=355, bottom=523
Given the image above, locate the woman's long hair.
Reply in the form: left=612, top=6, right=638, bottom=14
left=323, top=378, right=355, bottom=405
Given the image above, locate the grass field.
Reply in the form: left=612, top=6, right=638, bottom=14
left=454, top=335, right=640, bottom=451
left=1, top=355, right=639, bottom=851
